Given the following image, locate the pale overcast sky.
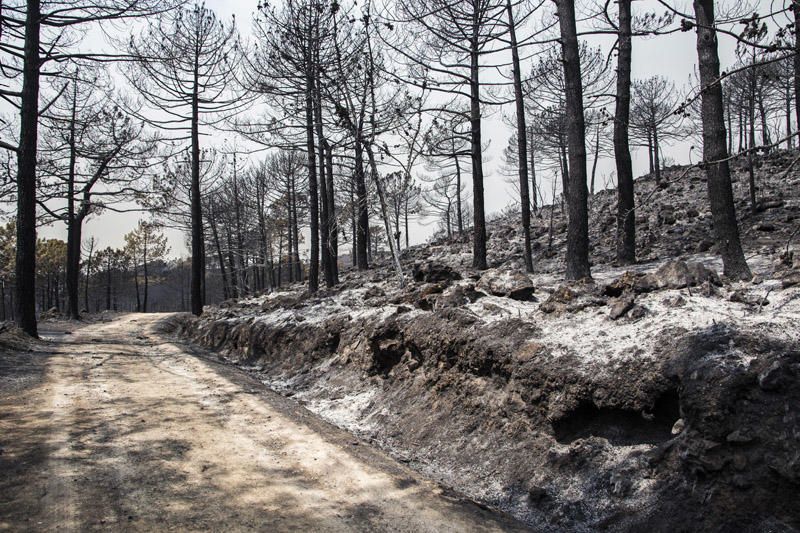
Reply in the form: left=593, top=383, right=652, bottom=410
left=34, top=0, right=754, bottom=257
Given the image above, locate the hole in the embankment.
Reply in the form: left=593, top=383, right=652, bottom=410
left=553, top=388, right=680, bottom=446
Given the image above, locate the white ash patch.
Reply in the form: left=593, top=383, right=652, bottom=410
left=301, top=388, right=380, bottom=434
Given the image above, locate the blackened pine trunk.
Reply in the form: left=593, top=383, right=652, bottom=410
left=232, top=162, right=246, bottom=294
left=325, top=142, right=338, bottom=283
left=795, top=0, right=800, bottom=149
left=190, top=72, right=204, bottom=315
left=614, top=0, right=636, bottom=265
left=350, top=185, right=357, bottom=265
left=693, top=0, right=751, bottom=280
left=83, top=241, right=93, bottom=313
left=529, top=130, right=538, bottom=214
left=590, top=122, right=600, bottom=195
left=105, top=257, right=112, bottom=310
left=315, top=101, right=333, bottom=288
left=256, top=184, right=270, bottom=291
left=726, top=96, right=733, bottom=153
left=559, top=139, right=570, bottom=201
left=277, top=233, right=283, bottom=287
left=354, top=140, right=369, bottom=270
left=15, top=0, right=41, bottom=336
left=653, top=125, right=661, bottom=184
left=65, top=82, right=81, bottom=319
left=209, top=203, right=229, bottom=299
left=142, top=238, right=149, bottom=313
left=469, top=30, right=487, bottom=270
left=133, top=262, right=141, bottom=312
left=66, top=223, right=82, bottom=319
left=757, top=94, right=770, bottom=150
left=286, top=178, right=295, bottom=283
left=507, top=0, right=533, bottom=273
left=557, top=0, right=591, bottom=280
left=291, top=177, right=301, bottom=281
left=454, top=151, right=464, bottom=234
left=786, top=85, right=792, bottom=149
left=404, top=198, right=410, bottom=248
left=225, top=224, right=237, bottom=297
left=305, top=72, right=320, bottom=293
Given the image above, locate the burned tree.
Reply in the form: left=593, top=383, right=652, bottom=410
left=128, top=2, right=245, bottom=315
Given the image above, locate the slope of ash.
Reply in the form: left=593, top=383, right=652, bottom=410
left=163, top=151, right=800, bottom=532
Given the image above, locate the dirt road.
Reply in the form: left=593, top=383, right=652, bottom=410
left=0, top=313, right=526, bottom=532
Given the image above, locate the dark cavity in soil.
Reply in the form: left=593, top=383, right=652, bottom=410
left=553, top=388, right=681, bottom=445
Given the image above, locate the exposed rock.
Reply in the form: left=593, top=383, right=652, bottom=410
left=435, top=284, right=483, bottom=309
left=628, top=304, right=648, bottom=320
left=412, top=261, right=461, bottom=283
left=608, top=294, right=635, bottom=320
left=603, top=271, right=638, bottom=297
left=636, top=260, right=721, bottom=292
left=728, top=289, right=768, bottom=306
left=364, top=285, right=385, bottom=299
left=476, top=269, right=536, bottom=301
left=758, top=360, right=788, bottom=391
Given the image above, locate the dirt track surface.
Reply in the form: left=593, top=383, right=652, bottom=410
left=0, top=313, right=525, bottom=532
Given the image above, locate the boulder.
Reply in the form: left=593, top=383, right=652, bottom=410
left=636, top=260, right=721, bottom=292
left=603, top=271, right=638, bottom=297
left=608, top=294, right=635, bottom=320
left=476, top=269, right=536, bottom=301
left=412, top=261, right=461, bottom=283
left=436, top=284, right=483, bottom=308
left=539, top=284, right=603, bottom=314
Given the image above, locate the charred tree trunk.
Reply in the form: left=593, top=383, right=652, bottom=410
left=142, top=239, right=149, bottom=313
left=529, top=132, right=539, bottom=214
left=795, top=0, right=800, bottom=148
left=83, top=240, right=93, bottom=313
left=507, top=0, right=533, bottom=273
left=190, top=72, right=204, bottom=315
left=653, top=124, right=661, bottom=184
left=105, top=256, right=112, bottom=311
left=208, top=203, right=229, bottom=300
left=325, top=141, right=338, bottom=283
left=469, top=30, right=487, bottom=270
left=354, top=140, right=369, bottom=270
left=305, top=69, right=320, bottom=293
left=557, top=0, right=591, bottom=280
left=315, top=126, right=334, bottom=288
left=15, top=0, right=41, bottom=336
left=291, top=176, right=302, bottom=282
left=693, top=0, right=751, bottom=280
left=590, top=121, right=600, bottom=195
left=65, top=81, right=81, bottom=320
left=454, top=151, right=464, bottom=234
left=66, top=223, right=82, bottom=319
left=614, top=0, right=636, bottom=265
